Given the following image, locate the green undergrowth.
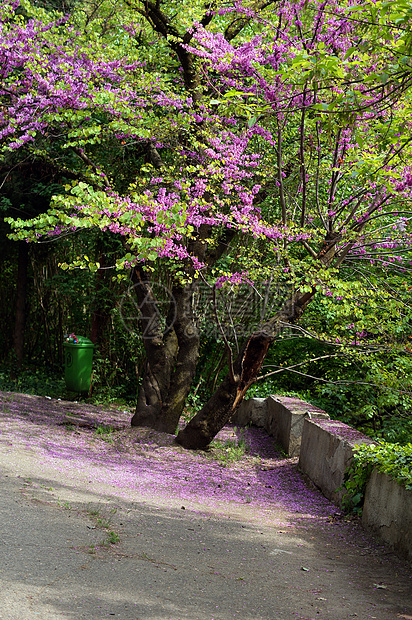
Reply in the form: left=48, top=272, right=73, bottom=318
left=342, top=442, right=412, bottom=514
left=0, top=363, right=135, bottom=410
left=209, top=428, right=249, bottom=465
left=0, top=365, right=66, bottom=399
left=85, top=504, right=120, bottom=550
left=94, top=424, right=115, bottom=442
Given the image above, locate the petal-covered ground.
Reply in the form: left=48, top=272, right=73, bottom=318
left=1, top=390, right=411, bottom=620
left=0, top=391, right=337, bottom=524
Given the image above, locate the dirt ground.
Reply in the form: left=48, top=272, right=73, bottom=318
left=0, top=390, right=411, bottom=620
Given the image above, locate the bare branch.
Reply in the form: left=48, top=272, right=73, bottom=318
left=258, top=353, right=343, bottom=380
left=212, top=284, right=237, bottom=384
left=71, top=146, right=111, bottom=188
left=198, top=272, right=236, bottom=385
left=276, top=127, right=287, bottom=226
left=299, top=85, right=308, bottom=227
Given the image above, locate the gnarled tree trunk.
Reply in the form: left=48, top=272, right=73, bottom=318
left=130, top=269, right=200, bottom=433
left=130, top=267, right=179, bottom=431
left=154, top=282, right=201, bottom=432
left=131, top=224, right=237, bottom=434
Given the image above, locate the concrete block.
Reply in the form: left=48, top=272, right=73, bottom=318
left=266, top=396, right=330, bottom=457
left=362, top=469, right=412, bottom=562
left=232, top=397, right=267, bottom=428
left=298, top=419, right=374, bottom=506
left=233, top=395, right=330, bottom=457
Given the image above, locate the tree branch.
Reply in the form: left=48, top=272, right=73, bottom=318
left=198, top=272, right=236, bottom=385
left=276, top=127, right=287, bottom=226
left=258, top=353, right=343, bottom=380
left=71, top=146, right=111, bottom=188
left=299, top=84, right=307, bottom=227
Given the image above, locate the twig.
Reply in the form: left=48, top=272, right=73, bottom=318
left=258, top=353, right=343, bottom=380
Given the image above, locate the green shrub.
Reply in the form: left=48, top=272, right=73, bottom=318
left=353, top=442, right=412, bottom=489
left=343, top=441, right=412, bottom=514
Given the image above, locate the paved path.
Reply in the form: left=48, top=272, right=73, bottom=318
left=0, top=391, right=411, bottom=620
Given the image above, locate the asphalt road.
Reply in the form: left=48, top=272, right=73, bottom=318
left=0, top=395, right=411, bottom=620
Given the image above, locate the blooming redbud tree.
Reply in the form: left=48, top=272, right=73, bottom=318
left=2, top=0, right=412, bottom=446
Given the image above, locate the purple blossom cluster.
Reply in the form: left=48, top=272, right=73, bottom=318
left=0, top=6, right=145, bottom=149
left=2, top=0, right=412, bottom=279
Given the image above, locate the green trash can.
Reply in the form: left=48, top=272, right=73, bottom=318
left=63, top=335, right=95, bottom=393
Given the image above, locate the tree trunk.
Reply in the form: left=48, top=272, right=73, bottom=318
left=176, top=289, right=316, bottom=449
left=176, top=332, right=271, bottom=449
left=13, top=241, right=29, bottom=368
left=132, top=329, right=180, bottom=430
left=90, top=247, right=111, bottom=353
left=130, top=224, right=235, bottom=433
left=31, top=254, right=53, bottom=365
left=130, top=267, right=179, bottom=430
left=130, top=267, right=201, bottom=433
left=155, top=283, right=201, bottom=432
left=175, top=373, right=239, bottom=449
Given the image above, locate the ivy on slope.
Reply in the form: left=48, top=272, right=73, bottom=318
left=343, top=441, right=412, bottom=513
left=353, top=442, right=412, bottom=490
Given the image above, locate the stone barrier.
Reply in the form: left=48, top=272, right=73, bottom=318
left=298, top=418, right=412, bottom=561
left=234, top=395, right=411, bottom=560
left=233, top=397, right=268, bottom=429
left=298, top=418, right=374, bottom=506
left=362, top=470, right=412, bottom=562
left=233, top=395, right=329, bottom=456
left=266, top=396, right=330, bottom=457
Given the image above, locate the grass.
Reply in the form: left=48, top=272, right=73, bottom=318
left=40, top=484, right=54, bottom=491
left=209, top=427, right=249, bottom=464
left=106, top=531, right=120, bottom=545
left=85, top=504, right=121, bottom=547
left=2, top=393, right=15, bottom=414
left=94, top=424, right=115, bottom=443
left=0, top=365, right=66, bottom=399
left=57, top=498, right=72, bottom=509
left=87, top=506, right=100, bottom=517
left=0, top=363, right=136, bottom=410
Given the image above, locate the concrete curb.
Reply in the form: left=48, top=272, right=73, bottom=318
left=362, top=469, right=412, bottom=562
left=298, top=418, right=374, bottom=506
left=235, top=395, right=412, bottom=562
